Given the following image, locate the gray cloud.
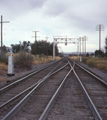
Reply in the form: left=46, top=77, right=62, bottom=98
left=43, top=0, right=107, bottom=30
left=44, top=0, right=73, bottom=16
left=0, top=0, right=47, bottom=19
left=0, top=0, right=107, bottom=52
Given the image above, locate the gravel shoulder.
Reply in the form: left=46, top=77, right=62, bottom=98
left=0, top=61, right=54, bottom=88
left=79, top=62, right=107, bottom=82
left=0, top=61, right=107, bottom=88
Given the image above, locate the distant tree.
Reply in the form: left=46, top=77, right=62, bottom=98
left=90, top=53, right=94, bottom=56
left=95, top=50, right=104, bottom=57
left=11, top=40, right=59, bottom=56
left=0, top=45, right=7, bottom=53
left=86, top=53, right=89, bottom=57
left=105, top=37, right=107, bottom=57
left=23, top=41, right=30, bottom=52
left=105, top=52, right=107, bottom=57
left=3, top=45, right=7, bottom=53
left=59, top=53, right=64, bottom=58
left=31, top=41, right=58, bottom=56
left=11, top=41, right=31, bottom=53
left=11, top=44, right=20, bottom=53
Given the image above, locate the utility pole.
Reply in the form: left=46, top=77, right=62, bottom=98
left=77, top=38, right=79, bottom=61
left=96, top=24, right=104, bottom=50
left=45, top=36, right=49, bottom=57
left=53, top=41, right=55, bottom=60
left=84, top=36, right=86, bottom=55
left=79, top=37, right=81, bottom=55
left=82, top=37, right=84, bottom=55
left=0, top=15, right=9, bottom=53
left=32, top=31, right=39, bottom=57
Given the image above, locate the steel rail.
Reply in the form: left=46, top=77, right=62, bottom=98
left=39, top=62, right=74, bottom=120
left=0, top=62, right=68, bottom=110
left=0, top=59, right=62, bottom=94
left=74, top=61, right=107, bottom=87
left=2, top=62, right=68, bottom=120
left=68, top=61, right=103, bottom=120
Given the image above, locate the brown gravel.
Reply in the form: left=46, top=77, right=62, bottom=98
left=0, top=62, right=53, bottom=88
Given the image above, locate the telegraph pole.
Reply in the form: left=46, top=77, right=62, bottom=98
left=96, top=24, right=104, bottom=50
left=79, top=37, right=81, bottom=55
left=98, top=24, right=101, bottom=50
left=82, top=37, right=84, bottom=55
left=45, top=36, right=49, bottom=57
left=84, top=36, right=86, bottom=55
left=32, top=31, right=39, bottom=57
left=0, top=15, right=9, bottom=53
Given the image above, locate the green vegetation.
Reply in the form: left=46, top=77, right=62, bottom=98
left=31, top=40, right=58, bottom=56
left=0, top=52, right=8, bottom=64
left=0, top=51, right=61, bottom=81
left=70, top=56, right=107, bottom=70
left=33, top=55, right=61, bottom=65
left=14, top=51, right=34, bottom=68
left=95, top=50, right=104, bottom=57
left=82, top=57, right=107, bottom=70
left=11, top=40, right=59, bottom=56
left=14, top=51, right=61, bottom=68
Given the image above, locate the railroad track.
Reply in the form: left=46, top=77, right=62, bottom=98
left=69, top=60, right=107, bottom=120
left=0, top=58, right=107, bottom=120
left=0, top=58, right=65, bottom=119
left=47, top=65, right=94, bottom=120
left=0, top=59, right=62, bottom=92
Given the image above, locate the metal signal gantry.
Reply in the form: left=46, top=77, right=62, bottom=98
left=53, top=36, right=79, bottom=60
left=53, top=36, right=87, bottom=60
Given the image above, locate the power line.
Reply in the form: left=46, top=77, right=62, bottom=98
left=45, top=36, right=49, bottom=57
left=84, top=36, right=86, bottom=55
left=0, top=15, right=10, bottom=53
left=32, top=31, right=39, bottom=57
left=79, top=36, right=87, bottom=56
left=96, top=24, right=104, bottom=50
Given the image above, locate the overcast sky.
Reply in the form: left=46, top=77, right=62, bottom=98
left=0, top=0, right=107, bottom=53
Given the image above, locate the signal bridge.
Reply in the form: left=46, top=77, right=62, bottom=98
left=53, top=36, right=79, bottom=60
left=53, top=36, right=87, bottom=60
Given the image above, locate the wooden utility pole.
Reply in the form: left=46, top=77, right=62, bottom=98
left=79, top=37, right=81, bottom=55
left=0, top=15, right=9, bottom=53
left=45, top=36, right=49, bottom=57
left=82, top=37, right=84, bottom=55
left=84, top=36, right=86, bottom=55
left=99, top=25, right=101, bottom=50
left=32, top=31, right=39, bottom=57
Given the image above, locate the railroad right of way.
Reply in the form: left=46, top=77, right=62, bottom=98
left=0, top=57, right=107, bottom=120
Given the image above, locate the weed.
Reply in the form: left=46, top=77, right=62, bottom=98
left=14, top=51, right=34, bottom=69
left=0, top=52, right=8, bottom=64
left=82, top=57, right=107, bottom=70
left=69, top=56, right=78, bottom=61
left=33, top=55, right=61, bottom=65
left=0, top=63, right=8, bottom=74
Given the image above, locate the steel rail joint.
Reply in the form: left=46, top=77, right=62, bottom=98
left=2, top=60, right=67, bottom=120
left=0, top=59, right=63, bottom=94
left=68, top=61, right=103, bottom=120
left=75, top=62, right=107, bottom=87
left=39, top=62, right=72, bottom=120
left=1, top=62, right=68, bottom=110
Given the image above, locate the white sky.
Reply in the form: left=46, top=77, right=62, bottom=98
left=0, top=0, right=107, bottom=53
